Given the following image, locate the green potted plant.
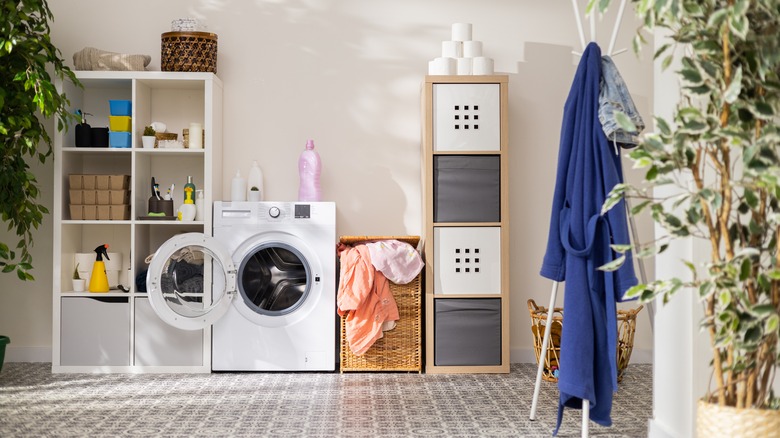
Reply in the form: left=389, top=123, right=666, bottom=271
left=595, top=0, right=780, bottom=435
left=71, top=263, right=85, bottom=292
left=0, top=0, right=79, bottom=281
left=142, top=125, right=156, bottom=149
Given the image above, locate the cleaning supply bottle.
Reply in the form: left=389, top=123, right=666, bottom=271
left=298, top=139, right=321, bottom=201
left=246, top=161, right=263, bottom=201
left=177, top=176, right=197, bottom=221
left=231, top=170, right=246, bottom=201
left=195, top=189, right=205, bottom=221
left=88, top=244, right=110, bottom=293
left=183, top=176, right=196, bottom=203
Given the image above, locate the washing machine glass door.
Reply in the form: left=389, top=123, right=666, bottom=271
left=147, top=233, right=237, bottom=330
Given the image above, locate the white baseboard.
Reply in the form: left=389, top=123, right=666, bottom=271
left=648, top=419, right=677, bottom=438
left=5, top=346, right=51, bottom=363
left=511, top=347, right=653, bottom=364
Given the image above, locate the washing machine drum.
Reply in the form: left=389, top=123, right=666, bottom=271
left=238, top=242, right=311, bottom=315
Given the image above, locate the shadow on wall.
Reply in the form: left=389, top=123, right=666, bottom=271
left=200, top=0, right=438, bottom=235
left=508, top=42, right=577, bottom=305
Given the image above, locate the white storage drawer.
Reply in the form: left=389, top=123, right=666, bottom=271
left=433, top=227, right=501, bottom=294
left=60, top=297, right=130, bottom=366
left=134, top=297, right=204, bottom=366
left=433, top=83, right=500, bottom=151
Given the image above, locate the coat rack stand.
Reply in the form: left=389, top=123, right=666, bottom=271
left=527, top=2, right=654, bottom=437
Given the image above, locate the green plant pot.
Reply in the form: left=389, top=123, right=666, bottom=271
left=0, top=336, right=9, bottom=372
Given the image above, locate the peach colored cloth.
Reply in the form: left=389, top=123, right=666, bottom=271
left=337, top=244, right=399, bottom=356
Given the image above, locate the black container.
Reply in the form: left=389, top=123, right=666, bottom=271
left=75, top=123, right=91, bottom=147
left=148, top=197, right=174, bottom=217
left=91, top=127, right=109, bottom=148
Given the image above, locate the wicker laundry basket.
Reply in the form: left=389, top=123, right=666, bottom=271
left=527, top=299, right=642, bottom=383
left=339, top=235, right=423, bottom=373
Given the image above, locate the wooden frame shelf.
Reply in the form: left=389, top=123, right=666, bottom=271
left=422, top=75, right=510, bottom=374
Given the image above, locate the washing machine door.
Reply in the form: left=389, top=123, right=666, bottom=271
left=146, top=233, right=237, bottom=330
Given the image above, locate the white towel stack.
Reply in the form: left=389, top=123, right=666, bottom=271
left=428, top=23, right=495, bottom=76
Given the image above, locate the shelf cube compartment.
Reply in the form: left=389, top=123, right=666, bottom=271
left=434, top=298, right=501, bottom=366
left=433, top=226, right=501, bottom=295
left=433, top=83, right=500, bottom=151
left=434, top=155, right=500, bottom=223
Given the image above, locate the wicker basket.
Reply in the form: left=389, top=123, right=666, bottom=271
left=697, top=399, right=780, bottom=438
left=339, top=236, right=423, bottom=373
left=527, top=299, right=642, bottom=383
left=161, top=31, right=218, bottom=73
left=154, top=132, right=178, bottom=149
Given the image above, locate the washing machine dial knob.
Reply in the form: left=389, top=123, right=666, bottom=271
left=268, top=206, right=281, bottom=218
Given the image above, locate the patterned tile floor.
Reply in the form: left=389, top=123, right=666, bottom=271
left=0, top=363, right=651, bottom=437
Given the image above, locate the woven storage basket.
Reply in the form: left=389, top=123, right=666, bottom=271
left=528, top=299, right=642, bottom=383
left=161, top=31, right=218, bottom=73
left=339, top=235, right=422, bottom=373
left=154, top=132, right=178, bottom=148
left=697, top=399, right=780, bottom=438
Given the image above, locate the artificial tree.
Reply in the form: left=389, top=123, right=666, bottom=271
left=0, top=0, right=78, bottom=280
left=597, top=0, right=780, bottom=415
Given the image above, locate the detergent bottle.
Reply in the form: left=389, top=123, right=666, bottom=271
left=88, top=244, right=110, bottom=293
left=298, top=139, right=321, bottom=201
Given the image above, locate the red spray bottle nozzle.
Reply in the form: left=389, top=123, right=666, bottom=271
left=94, top=244, right=110, bottom=261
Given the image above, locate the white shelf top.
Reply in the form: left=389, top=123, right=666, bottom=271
left=73, top=70, right=222, bottom=89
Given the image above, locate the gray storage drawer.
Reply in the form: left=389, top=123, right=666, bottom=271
left=434, top=298, right=501, bottom=366
left=434, top=155, right=500, bottom=223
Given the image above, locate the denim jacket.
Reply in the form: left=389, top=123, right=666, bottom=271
left=599, top=56, right=645, bottom=148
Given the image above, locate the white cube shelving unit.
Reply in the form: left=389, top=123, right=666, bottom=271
left=52, top=71, right=223, bottom=373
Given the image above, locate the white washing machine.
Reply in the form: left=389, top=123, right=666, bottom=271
left=146, top=201, right=336, bottom=371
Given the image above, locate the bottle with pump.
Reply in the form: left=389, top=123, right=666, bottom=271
left=75, top=110, right=92, bottom=147
left=246, top=161, right=263, bottom=201
left=231, top=170, right=246, bottom=202
left=298, top=139, right=322, bottom=201
left=88, top=244, right=110, bottom=293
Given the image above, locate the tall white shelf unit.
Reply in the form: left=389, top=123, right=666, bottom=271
left=52, top=71, right=223, bottom=373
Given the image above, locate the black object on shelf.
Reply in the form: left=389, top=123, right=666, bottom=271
left=75, top=123, right=91, bottom=147
left=91, top=127, right=109, bottom=147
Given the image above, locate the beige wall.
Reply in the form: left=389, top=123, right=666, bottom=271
left=0, top=0, right=654, bottom=363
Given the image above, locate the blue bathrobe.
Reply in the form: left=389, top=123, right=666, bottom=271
left=540, top=42, right=637, bottom=434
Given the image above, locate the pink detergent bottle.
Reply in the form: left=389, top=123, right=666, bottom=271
left=298, top=139, right=322, bottom=201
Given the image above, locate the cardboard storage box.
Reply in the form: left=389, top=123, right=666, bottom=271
left=96, top=175, right=110, bottom=190
left=96, top=191, right=110, bottom=205
left=110, top=190, right=130, bottom=205
left=111, top=204, right=130, bottom=220
left=110, top=175, right=130, bottom=190
left=69, top=175, right=83, bottom=189
left=82, top=190, right=97, bottom=205
left=82, top=205, right=97, bottom=220
left=69, top=190, right=83, bottom=205
left=81, top=175, right=96, bottom=190
left=69, top=205, right=83, bottom=220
